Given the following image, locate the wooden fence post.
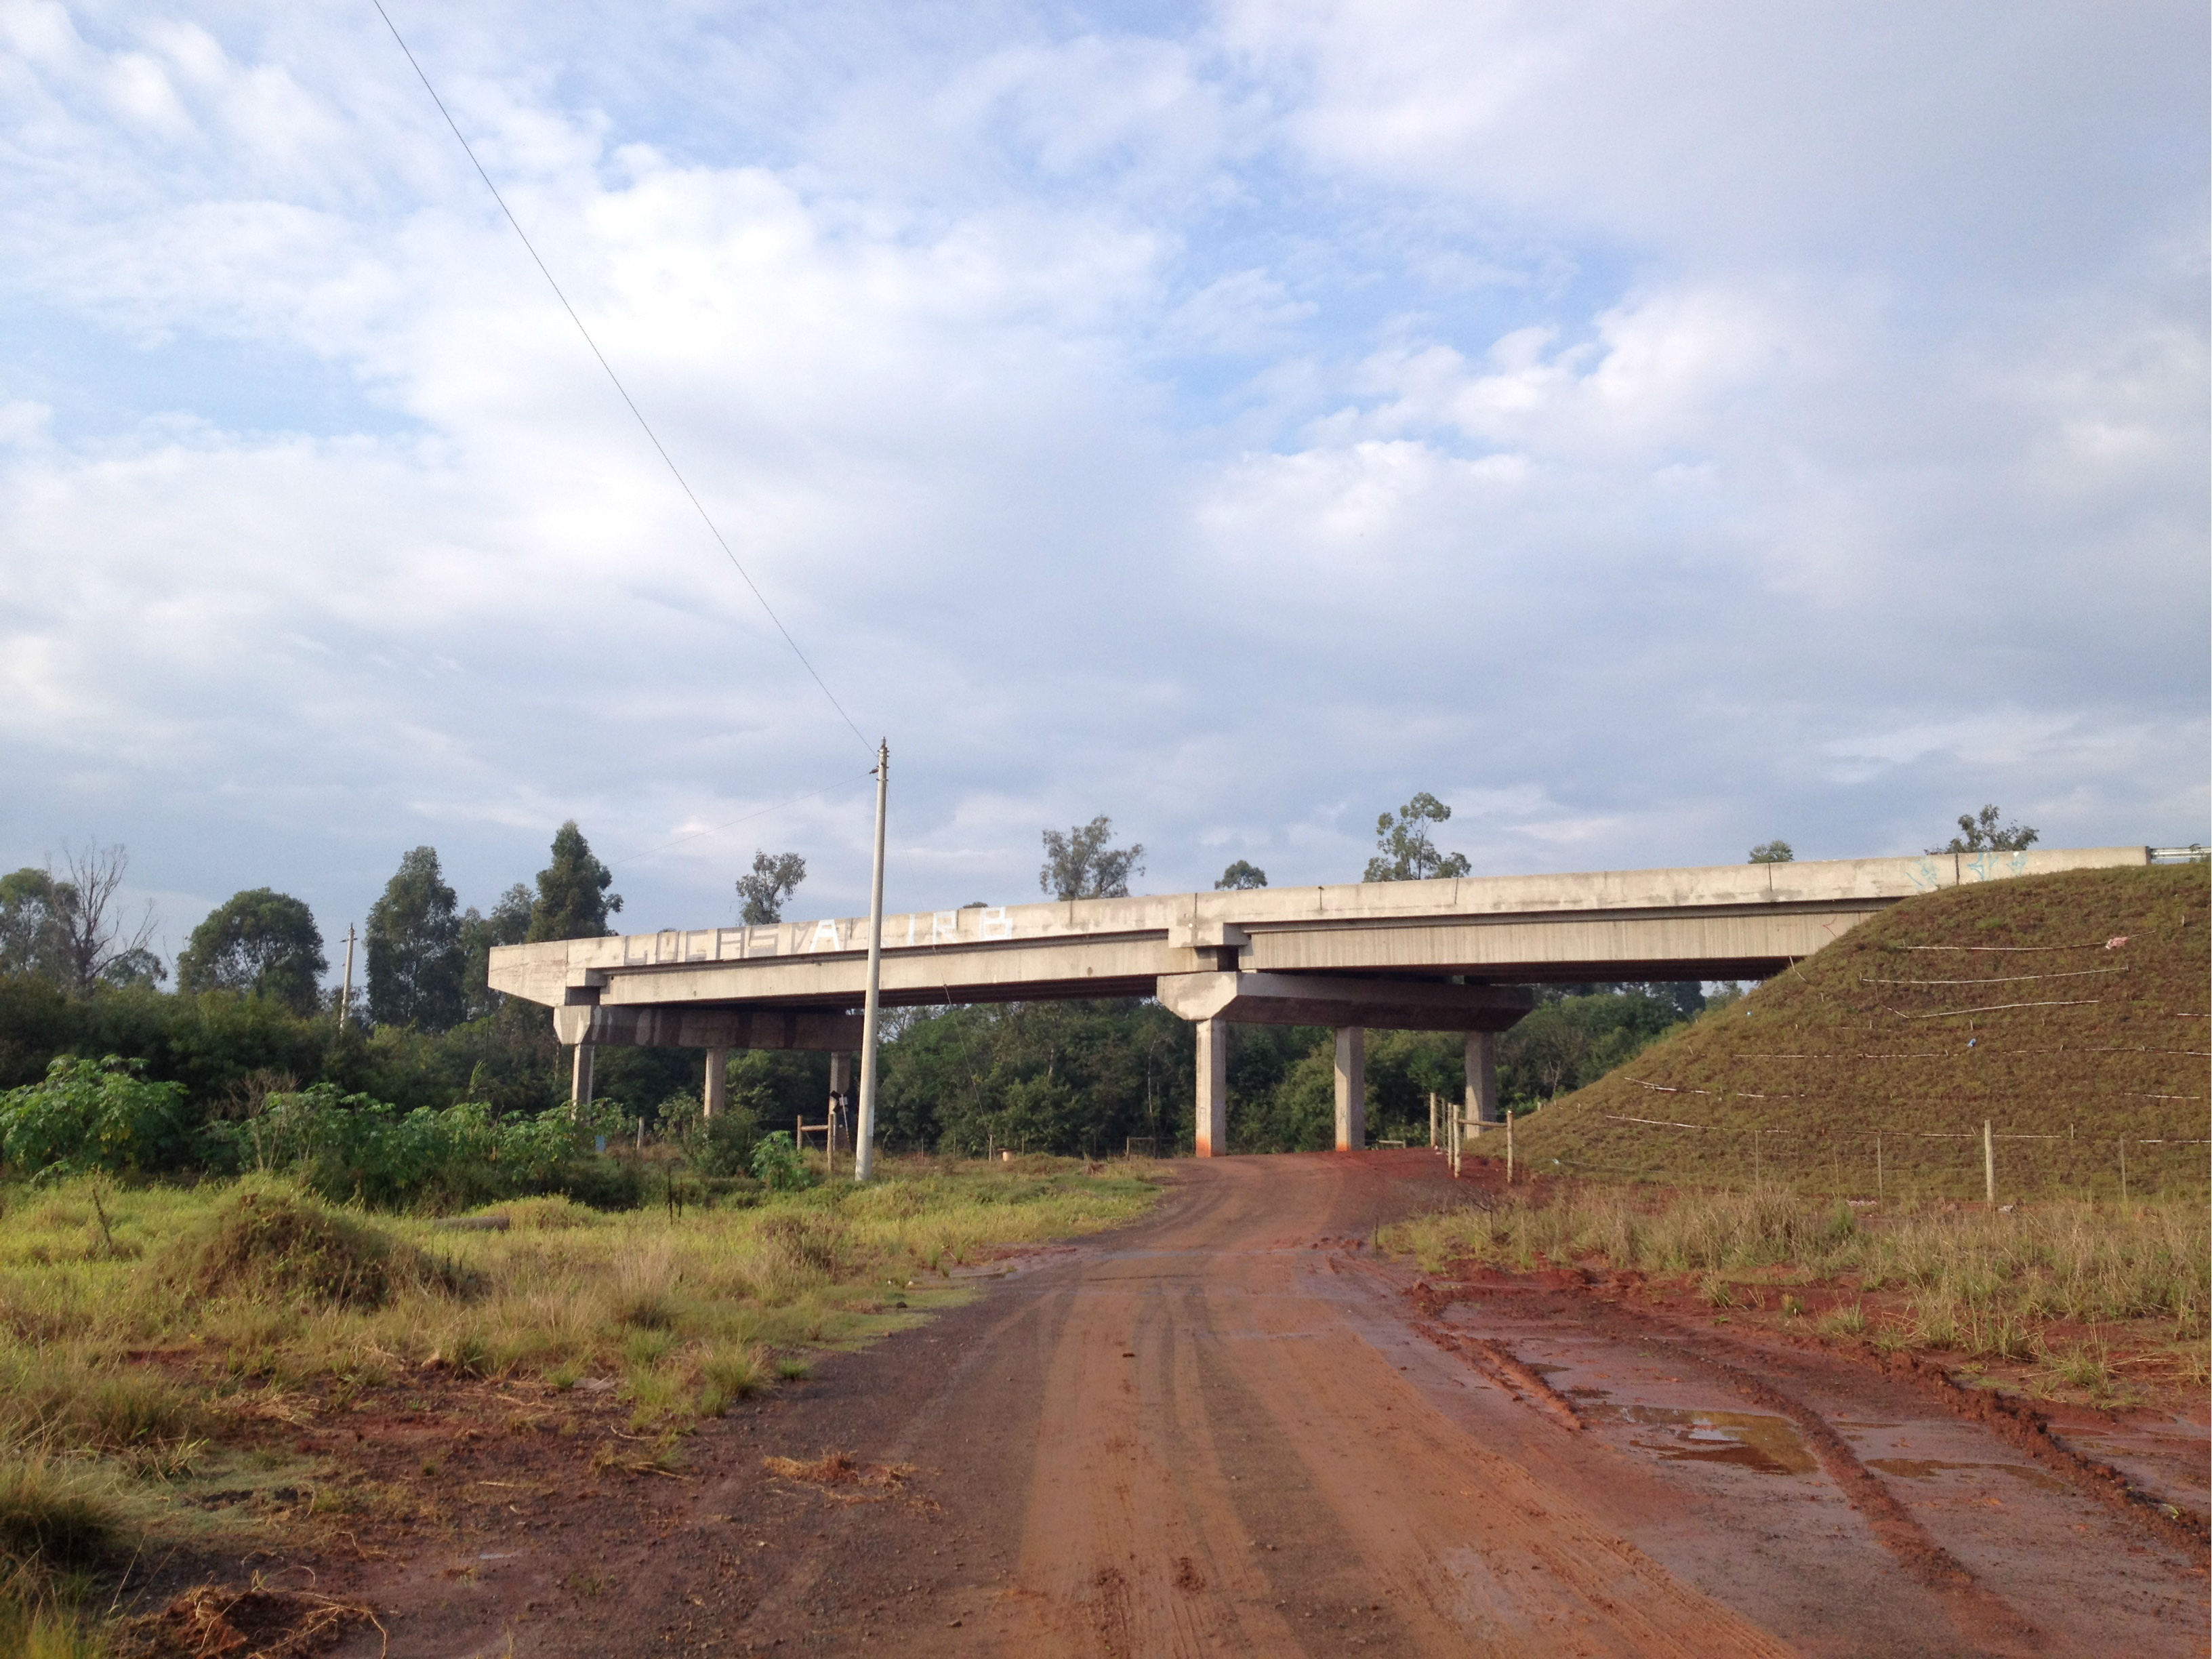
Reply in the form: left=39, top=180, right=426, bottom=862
left=1983, top=1120, right=1995, bottom=1210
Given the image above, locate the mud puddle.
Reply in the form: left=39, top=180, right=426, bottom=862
left=1582, top=1401, right=1818, bottom=1475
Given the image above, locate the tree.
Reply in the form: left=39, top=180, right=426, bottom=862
left=176, top=889, right=326, bottom=1012
left=3, top=845, right=165, bottom=991
left=1929, top=805, right=2039, bottom=855
left=527, top=822, right=622, bottom=942
left=737, top=851, right=807, bottom=925
left=1215, top=860, right=1268, bottom=890
left=0, top=869, right=68, bottom=981
left=367, top=846, right=464, bottom=1031
left=1364, top=794, right=1470, bottom=882
left=1040, top=817, right=1145, bottom=901
left=461, top=883, right=534, bottom=1021
left=1748, top=840, right=1795, bottom=863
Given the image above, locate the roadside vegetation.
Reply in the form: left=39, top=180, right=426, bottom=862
left=0, top=1158, right=1155, bottom=1647
left=1385, top=1181, right=2209, bottom=1404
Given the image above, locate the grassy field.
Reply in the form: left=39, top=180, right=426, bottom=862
left=0, top=1156, right=1158, bottom=1648
left=1385, top=1182, right=2209, bottom=1403
left=1509, top=863, right=2210, bottom=1199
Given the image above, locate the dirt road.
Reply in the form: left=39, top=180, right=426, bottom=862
left=337, top=1153, right=2208, bottom=1656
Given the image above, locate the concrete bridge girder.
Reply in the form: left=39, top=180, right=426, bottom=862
left=1154, top=970, right=1533, bottom=1031
left=495, top=848, right=2151, bottom=1149
left=552, top=1004, right=863, bottom=1052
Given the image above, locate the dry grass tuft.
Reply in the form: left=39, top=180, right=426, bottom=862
left=487, top=1196, right=594, bottom=1232
left=764, top=1450, right=861, bottom=1485
left=0, top=1456, right=121, bottom=1574
left=761, top=1450, right=914, bottom=1492
left=159, top=1186, right=474, bottom=1312
left=110, top=1579, right=380, bottom=1659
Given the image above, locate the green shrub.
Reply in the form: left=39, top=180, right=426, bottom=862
left=207, top=1086, right=632, bottom=1212
left=684, top=1110, right=760, bottom=1180
left=0, top=1057, right=192, bottom=1179
left=750, top=1132, right=812, bottom=1193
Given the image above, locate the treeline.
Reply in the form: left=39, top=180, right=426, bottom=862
left=0, top=973, right=1689, bottom=1185
left=0, top=804, right=1708, bottom=1192
left=0, top=970, right=1702, bottom=1176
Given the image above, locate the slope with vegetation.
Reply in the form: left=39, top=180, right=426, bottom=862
left=0, top=1160, right=1153, bottom=1648
left=1511, top=862, right=2209, bottom=1200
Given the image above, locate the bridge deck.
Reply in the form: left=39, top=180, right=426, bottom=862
left=489, top=846, right=2145, bottom=1017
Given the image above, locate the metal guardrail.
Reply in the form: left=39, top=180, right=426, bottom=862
left=2149, top=845, right=2209, bottom=863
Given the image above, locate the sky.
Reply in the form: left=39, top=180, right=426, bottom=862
left=2, top=0, right=2206, bottom=966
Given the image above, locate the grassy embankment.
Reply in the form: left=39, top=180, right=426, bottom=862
left=1385, top=1185, right=2207, bottom=1401
left=1507, top=862, right=2209, bottom=1200
left=0, top=1157, right=1156, bottom=1650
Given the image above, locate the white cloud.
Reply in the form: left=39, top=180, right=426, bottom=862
left=0, top=0, right=2201, bottom=954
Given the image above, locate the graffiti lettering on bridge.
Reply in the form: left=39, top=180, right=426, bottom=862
left=617, top=908, right=1017, bottom=966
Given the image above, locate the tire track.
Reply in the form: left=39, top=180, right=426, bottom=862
left=1414, top=1278, right=2055, bottom=1653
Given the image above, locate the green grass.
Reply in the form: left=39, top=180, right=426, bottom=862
left=0, top=1594, right=107, bottom=1659
left=1507, top=863, right=2210, bottom=1200
left=1385, top=1183, right=2208, bottom=1360
left=0, top=1156, right=1156, bottom=1641
left=0, top=1159, right=1153, bottom=1431
left=0, top=1161, right=1153, bottom=1414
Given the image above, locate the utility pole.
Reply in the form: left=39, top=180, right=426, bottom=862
left=854, top=739, right=889, bottom=1181
left=337, top=924, right=357, bottom=1030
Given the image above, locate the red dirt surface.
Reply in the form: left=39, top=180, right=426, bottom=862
left=184, top=1151, right=2204, bottom=1656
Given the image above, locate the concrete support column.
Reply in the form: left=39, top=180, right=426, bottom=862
left=1195, top=1018, right=1229, bottom=1157
left=1466, top=1031, right=1500, bottom=1128
left=828, top=1052, right=853, bottom=1153
left=1334, top=1026, right=1366, bottom=1151
left=703, top=1047, right=729, bottom=1120
left=569, top=1042, right=595, bottom=1114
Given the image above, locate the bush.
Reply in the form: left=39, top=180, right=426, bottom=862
left=209, top=1086, right=629, bottom=1212
left=682, top=1109, right=760, bottom=1180
left=0, top=1057, right=192, bottom=1179
left=750, top=1132, right=812, bottom=1193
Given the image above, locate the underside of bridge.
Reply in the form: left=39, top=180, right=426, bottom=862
left=489, top=846, right=2146, bottom=1156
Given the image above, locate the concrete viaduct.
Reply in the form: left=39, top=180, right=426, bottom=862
left=488, top=846, right=2147, bottom=1155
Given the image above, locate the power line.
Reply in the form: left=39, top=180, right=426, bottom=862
left=371, top=1, right=869, bottom=752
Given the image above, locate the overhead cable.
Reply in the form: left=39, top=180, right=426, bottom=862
left=371, top=1, right=870, bottom=752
